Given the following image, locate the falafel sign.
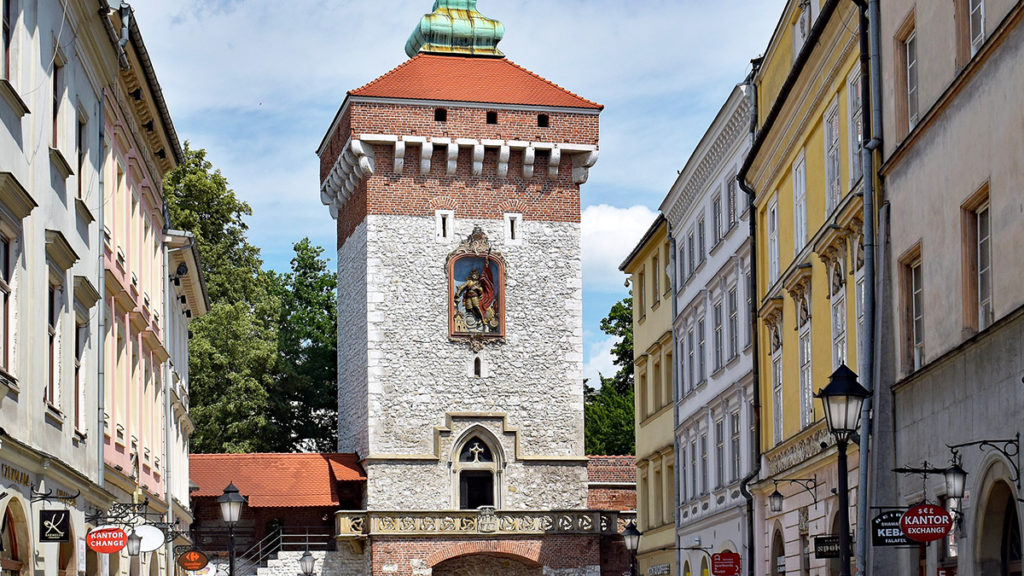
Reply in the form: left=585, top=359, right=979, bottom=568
left=899, top=504, right=953, bottom=543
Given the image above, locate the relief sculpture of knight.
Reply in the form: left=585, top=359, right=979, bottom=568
left=448, top=227, right=506, bottom=345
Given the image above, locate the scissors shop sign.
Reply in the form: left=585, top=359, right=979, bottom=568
left=39, top=510, right=71, bottom=543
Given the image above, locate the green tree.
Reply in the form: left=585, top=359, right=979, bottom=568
left=165, top=143, right=283, bottom=453
left=584, top=296, right=636, bottom=455
left=270, top=239, right=339, bottom=452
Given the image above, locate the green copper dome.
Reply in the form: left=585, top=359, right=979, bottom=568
left=405, top=0, right=504, bottom=58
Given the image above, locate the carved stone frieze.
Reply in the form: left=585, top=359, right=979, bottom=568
left=334, top=510, right=631, bottom=538
left=765, top=426, right=835, bottom=477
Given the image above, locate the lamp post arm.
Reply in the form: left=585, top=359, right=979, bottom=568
left=776, top=477, right=820, bottom=504
left=947, top=433, right=1020, bottom=492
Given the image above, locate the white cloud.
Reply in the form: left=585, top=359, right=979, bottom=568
left=582, top=204, right=658, bottom=293
left=583, top=334, right=619, bottom=388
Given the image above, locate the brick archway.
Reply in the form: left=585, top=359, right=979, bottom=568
left=432, top=554, right=541, bottom=576
left=427, top=541, right=542, bottom=568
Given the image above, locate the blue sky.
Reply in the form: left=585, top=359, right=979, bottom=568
left=130, top=0, right=785, bottom=385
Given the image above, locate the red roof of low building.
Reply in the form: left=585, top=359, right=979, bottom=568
left=587, top=455, right=636, bottom=484
left=190, top=453, right=365, bottom=508
left=350, top=53, right=602, bottom=110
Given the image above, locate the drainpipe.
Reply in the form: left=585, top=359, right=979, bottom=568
left=163, top=227, right=173, bottom=576
left=668, top=224, right=681, bottom=568
left=96, top=100, right=106, bottom=490
left=737, top=60, right=762, bottom=576
left=851, top=2, right=880, bottom=575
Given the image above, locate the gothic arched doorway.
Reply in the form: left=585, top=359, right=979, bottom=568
left=432, top=553, right=541, bottom=576
left=978, top=480, right=1022, bottom=576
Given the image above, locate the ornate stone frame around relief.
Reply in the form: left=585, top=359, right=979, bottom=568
left=447, top=227, right=506, bottom=351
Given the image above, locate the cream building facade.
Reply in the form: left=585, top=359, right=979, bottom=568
left=876, top=0, right=1024, bottom=574
left=622, top=216, right=676, bottom=576
left=662, top=84, right=754, bottom=576
left=0, top=5, right=201, bottom=576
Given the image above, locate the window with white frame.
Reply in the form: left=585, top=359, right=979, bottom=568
left=727, top=287, right=739, bottom=359
left=771, top=324, right=783, bottom=445
left=768, top=199, right=779, bottom=284
left=906, top=31, right=919, bottom=129
left=713, top=419, right=724, bottom=488
left=976, top=202, right=992, bottom=329
left=700, top=433, right=708, bottom=494
left=730, top=410, right=741, bottom=482
left=727, top=178, right=738, bottom=228
left=690, top=439, right=698, bottom=498
left=909, top=258, right=924, bottom=370
left=855, top=265, right=865, bottom=362
left=848, top=71, right=864, bottom=186
left=712, top=196, right=722, bottom=246
left=831, top=263, right=848, bottom=369
left=435, top=210, right=454, bottom=242
left=744, top=273, right=753, bottom=347
left=698, top=216, right=706, bottom=264
left=697, top=317, right=706, bottom=384
left=713, top=301, right=723, bottom=371
left=1, top=0, right=12, bottom=81
left=46, top=279, right=61, bottom=408
left=679, top=444, right=688, bottom=501
left=798, top=296, right=814, bottom=428
left=687, top=231, right=695, bottom=277
left=74, top=320, right=86, bottom=431
left=686, top=326, right=695, bottom=392
left=970, top=0, right=985, bottom=55
left=825, top=101, right=841, bottom=213
left=793, top=152, right=807, bottom=252
left=678, top=245, right=687, bottom=285
left=0, top=234, right=10, bottom=372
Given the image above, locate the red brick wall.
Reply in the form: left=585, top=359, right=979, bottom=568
left=587, top=487, right=637, bottom=512
left=369, top=534, right=601, bottom=575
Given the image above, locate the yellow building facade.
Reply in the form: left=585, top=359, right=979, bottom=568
left=622, top=216, right=676, bottom=576
left=739, top=1, right=867, bottom=574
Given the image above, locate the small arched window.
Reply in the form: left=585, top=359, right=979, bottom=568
left=473, top=357, right=482, bottom=377
left=454, top=434, right=500, bottom=509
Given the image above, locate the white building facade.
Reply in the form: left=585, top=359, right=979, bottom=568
left=663, top=85, right=755, bottom=576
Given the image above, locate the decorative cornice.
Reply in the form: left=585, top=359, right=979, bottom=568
left=319, top=135, right=598, bottom=220
left=44, top=230, right=79, bottom=271
left=0, top=172, right=37, bottom=220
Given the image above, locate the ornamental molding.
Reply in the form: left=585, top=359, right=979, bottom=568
left=666, top=93, right=750, bottom=226
left=334, top=509, right=635, bottom=539
left=319, top=135, right=598, bottom=220
left=764, top=424, right=835, bottom=477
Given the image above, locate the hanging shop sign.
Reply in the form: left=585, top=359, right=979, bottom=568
left=813, top=535, right=852, bottom=559
left=176, top=549, right=210, bottom=572
left=86, top=526, right=128, bottom=554
left=711, top=552, right=741, bottom=576
left=39, top=510, right=71, bottom=543
left=872, top=510, right=915, bottom=547
left=900, top=504, right=953, bottom=543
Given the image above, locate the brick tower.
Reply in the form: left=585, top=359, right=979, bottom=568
left=316, top=2, right=628, bottom=574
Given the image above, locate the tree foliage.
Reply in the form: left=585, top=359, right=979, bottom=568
left=584, top=296, right=636, bottom=455
left=165, top=144, right=337, bottom=453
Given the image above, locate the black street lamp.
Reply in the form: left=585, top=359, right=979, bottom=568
left=622, top=520, right=641, bottom=576
left=816, top=364, right=870, bottom=576
left=217, top=482, right=246, bottom=576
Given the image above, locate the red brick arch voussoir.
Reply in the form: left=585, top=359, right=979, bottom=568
left=427, top=540, right=543, bottom=568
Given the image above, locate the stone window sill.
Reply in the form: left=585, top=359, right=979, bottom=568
left=0, top=79, right=29, bottom=117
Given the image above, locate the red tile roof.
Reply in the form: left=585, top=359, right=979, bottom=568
left=587, top=455, right=636, bottom=484
left=190, top=453, right=365, bottom=508
left=350, top=54, right=602, bottom=110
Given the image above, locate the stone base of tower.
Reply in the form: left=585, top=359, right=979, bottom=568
left=334, top=509, right=634, bottom=575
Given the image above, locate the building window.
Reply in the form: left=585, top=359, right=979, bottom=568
left=638, top=371, right=648, bottom=417
left=678, top=245, right=686, bottom=286
left=697, top=317, right=706, bottom=384
left=651, top=465, right=663, bottom=526
left=855, top=265, right=865, bottom=361
left=727, top=178, right=738, bottom=228
left=793, top=152, right=807, bottom=251
left=537, top=114, right=549, bottom=128
left=662, top=243, right=671, bottom=296
left=848, top=71, right=864, bottom=186
left=799, top=308, right=813, bottom=428
left=652, top=359, right=662, bottom=411
left=434, top=108, right=447, bottom=122
left=678, top=446, right=687, bottom=502
left=727, top=287, right=739, bottom=360
left=52, top=60, right=63, bottom=148
left=768, top=199, right=779, bottom=284
left=0, top=235, right=9, bottom=372
left=745, top=273, right=753, bottom=347
left=831, top=264, right=848, bottom=369
left=975, top=202, right=992, bottom=328
left=651, top=255, right=660, bottom=303
left=686, top=327, right=695, bottom=392
left=1, top=0, right=12, bottom=81
left=504, top=212, right=522, bottom=245
left=46, top=283, right=60, bottom=408
left=713, top=301, right=723, bottom=371
left=486, top=111, right=497, bottom=124
left=969, top=0, right=985, bottom=55
left=698, top=217, right=706, bottom=264
left=961, top=189, right=992, bottom=331
left=435, top=209, right=454, bottom=242
left=712, top=196, right=722, bottom=246
left=771, top=326, right=783, bottom=445
left=730, top=410, right=741, bottom=482
left=687, top=230, right=695, bottom=277
left=637, top=270, right=646, bottom=315
left=689, top=439, right=698, bottom=499
left=902, top=253, right=925, bottom=371
left=700, top=433, right=708, bottom=494
left=715, top=419, right=724, bottom=488
left=905, top=31, right=919, bottom=130
left=74, top=322, right=85, bottom=431
left=456, top=435, right=497, bottom=509
left=824, top=101, right=841, bottom=213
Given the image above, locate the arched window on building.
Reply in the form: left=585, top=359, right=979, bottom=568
left=455, top=433, right=501, bottom=510
left=771, top=529, right=786, bottom=576
left=979, top=480, right=1022, bottom=576
left=1, top=502, right=26, bottom=576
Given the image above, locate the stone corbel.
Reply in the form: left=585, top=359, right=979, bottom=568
left=319, top=138, right=376, bottom=220
left=446, top=142, right=459, bottom=176
left=471, top=144, right=485, bottom=176
left=393, top=141, right=406, bottom=173
left=522, top=146, right=535, bottom=178
left=572, top=150, right=599, bottom=184
left=548, top=146, right=561, bottom=179
left=497, top=145, right=510, bottom=179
